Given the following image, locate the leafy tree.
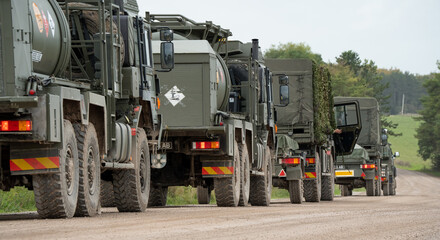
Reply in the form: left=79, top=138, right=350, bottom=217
left=416, top=62, right=440, bottom=170
left=336, top=50, right=362, bottom=75
left=264, top=42, right=323, bottom=64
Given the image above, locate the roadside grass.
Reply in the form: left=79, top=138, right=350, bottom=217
left=387, top=115, right=433, bottom=171
left=0, top=187, right=36, bottom=213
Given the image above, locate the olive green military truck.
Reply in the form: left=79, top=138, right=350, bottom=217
left=334, top=97, right=398, bottom=196
left=266, top=59, right=361, bottom=203
left=0, top=0, right=173, bottom=218
left=148, top=14, right=275, bottom=207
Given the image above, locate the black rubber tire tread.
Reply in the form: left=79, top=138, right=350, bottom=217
left=197, top=186, right=211, bottom=204
left=148, top=186, right=168, bottom=207
left=383, top=182, right=389, bottom=196
left=214, top=140, right=240, bottom=207
left=249, top=146, right=272, bottom=206
left=238, top=143, right=250, bottom=206
left=390, top=178, right=396, bottom=195
left=288, top=180, right=303, bottom=204
left=348, top=189, right=353, bottom=196
left=375, top=178, right=382, bottom=196
left=33, top=120, right=79, bottom=218
left=366, top=179, right=375, bottom=196
left=73, top=123, right=100, bottom=217
left=340, top=185, right=350, bottom=197
left=321, top=154, right=334, bottom=201
left=100, top=180, right=115, bottom=207
left=304, top=152, right=321, bottom=202
left=112, top=128, right=150, bottom=212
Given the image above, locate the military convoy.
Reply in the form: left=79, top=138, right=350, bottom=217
left=0, top=1, right=398, bottom=219
left=266, top=59, right=361, bottom=203
left=148, top=14, right=275, bottom=207
left=0, top=0, right=173, bottom=218
left=334, top=97, right=399, bottom=196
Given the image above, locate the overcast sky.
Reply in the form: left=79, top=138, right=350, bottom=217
left=140, top=0, right=440, bottom=75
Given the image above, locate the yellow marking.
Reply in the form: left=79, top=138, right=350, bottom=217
left=335, top=170, right=354, bottom=177
left=305, top=172, right=316, bottom=178
left=219, top=167, right=232, bottom=174
left=36, top=157, right=58, bottom=169
left=11, top=159, right=34, bottom=171
left=204, top=167, right=218, bottom=175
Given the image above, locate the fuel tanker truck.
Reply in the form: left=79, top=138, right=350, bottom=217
left=0, top=0, right=173, bottom=218
left=147, top=14, right=275, bottom=207
left=334, top=97, right=399, bottom=196
left=265, top=59, right=361, bottom=203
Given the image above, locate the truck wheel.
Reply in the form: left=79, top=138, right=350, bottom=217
left=197, top=186, right=211, bottom=204
left=375, top=178, right=382, bottom=196
left=304, top=153, right=321, bottom=202
left=288, top=180, right=303, bottom=204
left=249, top=146, right=272, bottom=206
left=383, top=182, right=389, bottom=196
left=366, top=179, right=375, bottom=196
left=238, top=143, right=250, bottom=206
left=112, top=128, right=150, bottom=212
left=100, top=180, right=115, bottom=207
left=148, top=186, right=168, bottom=207
left=390, top=178, right=396, bottom=195
left=74, top=123, right=100, bottom=217
left=33, top=120, right=79, bottom=218
left=348, top=188, right=353, bottom=196
left=214, top=140, right=240, bottom=207
left=321, top=154, right=334, bottom=201
left=340, top=185, right=349, bottom=197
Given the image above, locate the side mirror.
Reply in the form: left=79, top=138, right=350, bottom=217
left=394, top=152, right=400, bottom=157
left=279, top=75, right=289, bottom=85
left=160, top=42, right=174, bottom=70
left=280, top=85, right=289, bottom=106
left=160, top=29, right=174, bottom=42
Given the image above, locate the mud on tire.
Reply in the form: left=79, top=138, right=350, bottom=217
left=214, top=140, right=240, bottom=207
left=249, top=146, right=272, bottom=206
left=33, top=120, right=79, bottom=218
left=112, top=128, right=150, bottom=212
left=100, top=180, right=115, bottom=207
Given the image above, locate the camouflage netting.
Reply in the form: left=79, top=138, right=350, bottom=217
left=312, top=63, right=336, bottom=144
left=265, top=59, right=335, bottom=145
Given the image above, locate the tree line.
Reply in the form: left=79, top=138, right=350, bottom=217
left=265, top=42, right=440, bottom=170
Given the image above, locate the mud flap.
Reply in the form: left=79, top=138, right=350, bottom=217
left=202, top=160, right=233, bottom=178
left=286, top=165, right=302, bottom=181
left=9, top=145, right=61, bottom=175
left=363, top=169, right=376, bottom=180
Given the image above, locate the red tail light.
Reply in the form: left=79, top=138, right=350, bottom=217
left=361, top=164, right=376, bottom=169
left=0, top=120, right=32, bottom=132
left=282, top=158, right=301, bottom=165
left=306, top=158, right=315, bottom=164
left=193, top=141, right=220, bottom=150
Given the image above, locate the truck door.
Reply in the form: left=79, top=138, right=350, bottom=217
left=333, top=101, right=362, bottom=155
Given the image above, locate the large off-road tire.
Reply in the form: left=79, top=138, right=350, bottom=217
left=375, top=178, right=382, bottom=196
left=366, top=179, right=375, bottom=196
left=383, top=182, right=389, bottom=196
left=304, top=152, right=321, bottom=202
left=340, top=185, right=350, bottom=197
left=100, top=180, right=115, bottom=207
left=238, top=143, right=250, bottom=206
left=249, top=146, right=272, bottom=206
left=390, top=177, right=396, bottom=196
left=214, top=140, right=240, bottom=207
left=33, top=120, right=79, bottom=218
left=112, top=128, right=150, bottom=212
left=288, top=180, right=303, bottom=204
left=148, top=186, right=168, bottom=207
left=321, top=154, right=334, bottom=201
left=197, top=186, right=211, bottom=204
left=73, top=123, right=100, bottom=217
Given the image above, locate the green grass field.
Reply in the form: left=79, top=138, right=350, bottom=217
left=387, top=115, right=433, bottom=171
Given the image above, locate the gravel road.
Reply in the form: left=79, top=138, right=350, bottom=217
left=1, top=169, right=439, bottom=240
